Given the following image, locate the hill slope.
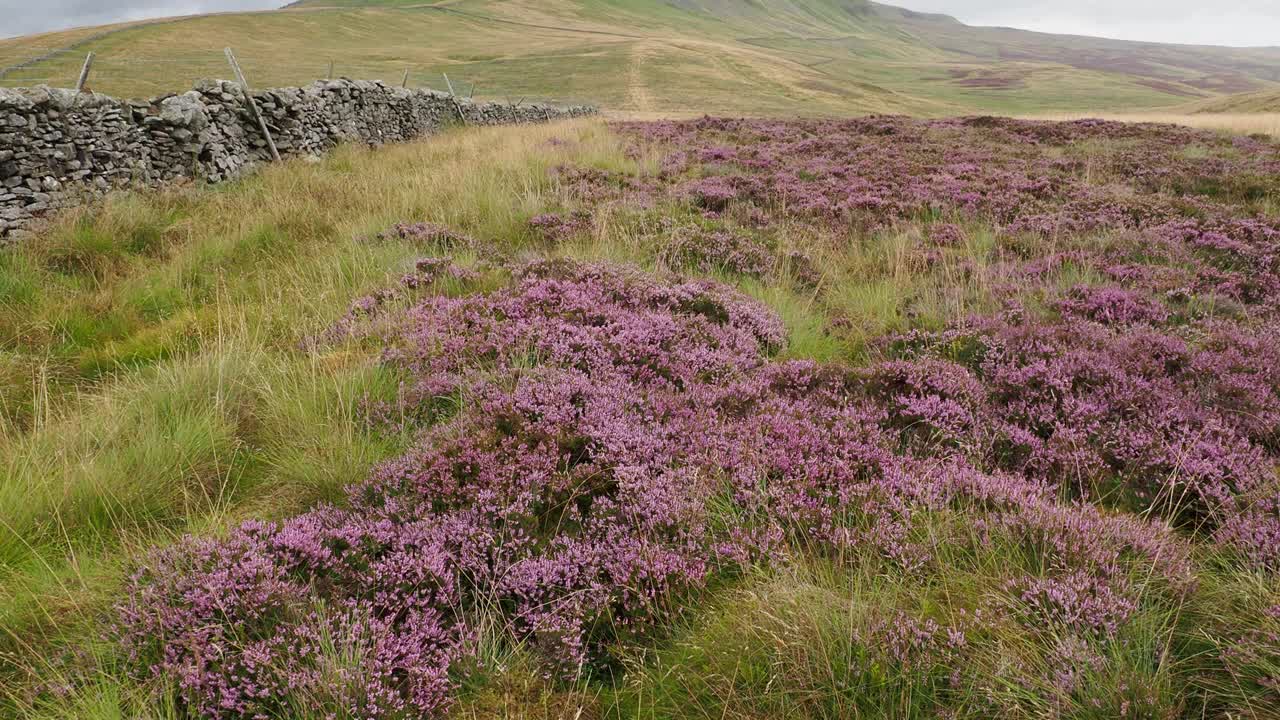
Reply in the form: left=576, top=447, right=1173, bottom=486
left=1184, top=88, right=1280, bottom=113
left=1, top=0, right=1278, bottom=115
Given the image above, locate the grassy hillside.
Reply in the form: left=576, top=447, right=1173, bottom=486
left=1, top=0, right=1278, bottom=115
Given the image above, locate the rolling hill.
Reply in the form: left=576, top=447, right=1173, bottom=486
left=1, top=0, right=1279, bottom=116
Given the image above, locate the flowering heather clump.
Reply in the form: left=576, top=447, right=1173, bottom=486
left=1057, top=285, right=1170, bottom=325
left=928, top=222, right=967, bottom=247
left=118, top=518, right=459, bottom=718
left=886, top=317, right=1277, bottom=533
left=658, top=225, right=775, bottom=277
left=678, top=175, right=740, bottom=211
left=121, top=258, right=1199, bottom=717
left=1015, top=571, right=1138, bottom=636
left=599, top=117, right=1280, bottom=575
left=552, top=164, right=651, bottom=205
left=861, top=358, right=985, bottom=454
left=401, top=256, right=481, bottom=289
left=528, top=210, right=592, bottom=242
left=120, top=261, right=787, bottom=716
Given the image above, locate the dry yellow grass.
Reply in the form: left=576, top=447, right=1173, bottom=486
left=1022, top=112, right=1280, bottom=137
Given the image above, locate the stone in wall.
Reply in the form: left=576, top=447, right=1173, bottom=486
left=0, top=80, right=596, bottom=242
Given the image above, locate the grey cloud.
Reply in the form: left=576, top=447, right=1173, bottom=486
left=893, top=0, right=1280, bottom=47
left=1, top=0, right=1277, bottom=47
left=0, top=1, right=283, bottom=39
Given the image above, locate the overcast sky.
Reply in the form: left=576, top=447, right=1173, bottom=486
left=895, top=0, right=1280, bottom=47
left=1, top=0, right=1278, bottom=47
left=0, top=1, right=283, bottom=39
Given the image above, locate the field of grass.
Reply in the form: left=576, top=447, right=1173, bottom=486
left=3, top=111, right=1280, bottom=718
left=2, top=0, right=1279, bottom=116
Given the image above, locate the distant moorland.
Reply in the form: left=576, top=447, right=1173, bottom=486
left=1, top=0, right=1279, bottom=118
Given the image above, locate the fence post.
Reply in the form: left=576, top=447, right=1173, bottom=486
left=74, top=52, right=94, bottom=93
left=224, top=48, right=281, bottom=162
left=402, top=68, right=410, bottom=88
left=442, top=73, right=467, bottom=126
left=326, top=60, right=334, bottom=80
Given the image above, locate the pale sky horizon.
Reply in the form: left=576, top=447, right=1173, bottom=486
left=893, top=0, right=1280, bottom=48
left=0, top=0, right=1277, bottom=47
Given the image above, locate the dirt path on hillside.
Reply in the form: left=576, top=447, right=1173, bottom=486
left=627, top=41, right=657, bottom=114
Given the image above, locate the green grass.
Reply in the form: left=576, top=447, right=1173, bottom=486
left=4, top=0, right=1280, bottom=116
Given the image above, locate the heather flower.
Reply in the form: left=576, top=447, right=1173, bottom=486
left=679, top=175, right=739, bottom=210
left=1057, top=285, right=1169, bottom=325
left=658, top=225, right=774, bottom=277
left=928, top=222, right=966, bottom=247
left=528, top=210, right=592, bottom=242
left=1015, top=571, right=1137, bottom=636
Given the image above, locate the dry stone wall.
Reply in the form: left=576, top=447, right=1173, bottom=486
left=0, top=79, right=595, bottom=242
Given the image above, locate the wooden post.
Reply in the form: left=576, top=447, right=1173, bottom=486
left=401, top=68, right=410, bottom=88
left=326, top=60, right=334, bottom=80
left=442, top=73, right=467, bottom=126
left=225, top=48, right=281, bottom=162
left=74, top=52, right=94, bottom=93
left=467, top=82, right=476, bottom=99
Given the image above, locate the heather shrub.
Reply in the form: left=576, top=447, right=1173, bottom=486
left=117, top=261, right=790, bottom=715
left=657, top=225, right=775, bottom=277
left=1057, top=285, right=1170, bottom=325
left=881, top=316, right=1278, bottom=533
left=615, top=116, right=1280, bottom=245
left=928, top=222, right=967, bottom=247
left=119, top=259, right=1210, bottom=717
left=677, top=176, right=739, bottom=211
left=860, top=358, right=986, bottom=455
left=528, top=211, right=593, bottom=243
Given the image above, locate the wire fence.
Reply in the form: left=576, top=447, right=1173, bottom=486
left=0, top=45, right=594, bottom=107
